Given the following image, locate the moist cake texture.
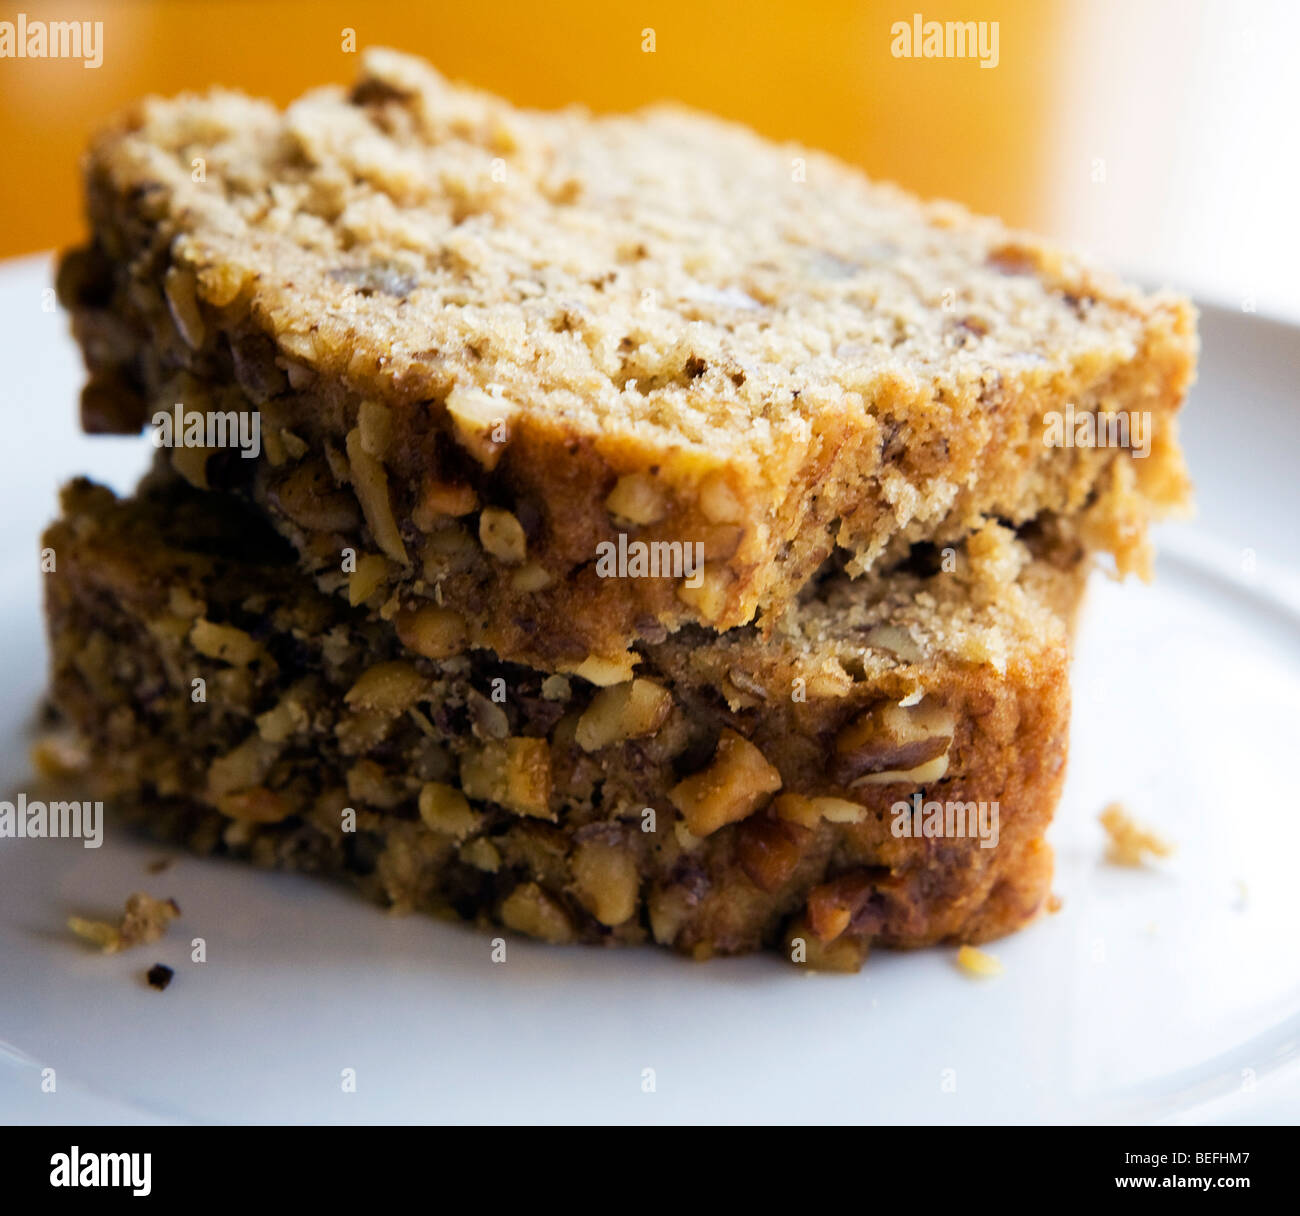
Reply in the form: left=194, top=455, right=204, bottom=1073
left=57, top=47, right=1192, bottom=673
left=42, top=474, right=1086, bottom=970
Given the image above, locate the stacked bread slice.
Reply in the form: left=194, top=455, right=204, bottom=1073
left=44, top=50, right=1195, bottom=969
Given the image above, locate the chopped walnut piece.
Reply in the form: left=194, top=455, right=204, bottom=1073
left=30, top=731, right=89, bottom=778
left=255, top=685, right=312, bottom=743
left=321, top=436, right=349, bottom=481
left=676, top=564, right=732, bottom=618
left=605, top=473, right=667, bottom=525
left=834, top=699, right=955, bottom=785
left=460, top=737, right=553, bottom=818
left=195, top=258, right=251, bottom=308
left=419, top=524, right=477, bottom=573
left=345, top=427, right=408, bottom=563
left=348, top=553, right=389, bottom=606
left=346, top=759, right=407, bottom=810
left=1099, top=802, right=1174, bottom=866
left=68, top=892, right=180, bottom=954
left=500, top=882, right=574, bottom=943
left=510, top=561, right=552, bottom=592
left=726, top=668, right=769, bottom=702
left=773, top=793, right=870, bottom=828
left=478, top=507, right=527, bottom=564
left=784, top=917, right=869, bottom=973
left=804, top=662, right=854, bottom=698
left=206, top=735, right=281, bottom=799
left=163, top=264, right=205, bottom=349
left=461, top=838, right=501, bottom=872
left=673, top=820, right=704, bottom=852
left=396, top=604, right=468, bottom=659
left=863, top=624, right=924, bottom=663
left=189, top=618, right=261, bottom=666
left=570, top=838, right=639, bottom=925
left=418, top=781, right=481, bottom=838
left=773, top=794, right=823, bottom=829
left=567, top=653, right=638, bottom=687
left=413, top=477, right=478, bottom=527
left=335, top=707, right=394, bottom=755
left=698, top=471, right=744, bottom=523
left=541, top=675, right=571, bottom=702
left=168, top=586, right=205, bottom=619
left=805, top=872, right=875, bottom=942
left=445, top=385, right=512, bottom=469
left=466, top=690, right=509, bottom=740
left=668, top=728, right=782, bottom=837
left=344, top=661, right=429, bottom=715
left=216, top=786, right=293, bottom=823
left=854, top=754, right=949, bottom=786
left=356, top=399, right=393, bottom=458
left=575, top=678, right=673, bottom=751
left=736, top=815, right=809, bottom=892
left=812, top=796, right=869, bottom=823
left=647, top=884, right=695, bottom=946
left=269, top=460, right=363, bottom=534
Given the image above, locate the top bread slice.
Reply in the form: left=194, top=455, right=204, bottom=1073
left=58, top=47, right=1194, bottom=676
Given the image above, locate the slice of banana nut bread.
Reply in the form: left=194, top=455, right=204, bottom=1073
left=58, top=47, right=1176, bottom=674
left=41, top=473, right=1086, bottom=969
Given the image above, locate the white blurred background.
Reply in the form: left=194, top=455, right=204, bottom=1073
left=1050, top=0, right=1300, bottom=320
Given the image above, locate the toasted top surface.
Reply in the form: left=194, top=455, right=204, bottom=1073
left=87, top=47, right=1183, bottom=462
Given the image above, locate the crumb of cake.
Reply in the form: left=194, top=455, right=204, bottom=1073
left=56, top=47, right=1194, bottom=672
left=41, top=474, right=1083, bottom=966
left=146, top=857, right=173, bottom=874
left=956, top=945, right=1003, bottom=977
left=1099, top=802, right=1174, bottom=866
left=146, top=963, right=174, bottom=990
left=68, top=892, right=180, bottom=954
left=1046, top=893, right=1064, bottom=914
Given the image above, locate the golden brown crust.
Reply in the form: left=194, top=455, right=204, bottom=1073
left=42, top=474, right=1082, bottom=968
left=58, top=48, right=1192, bottom=671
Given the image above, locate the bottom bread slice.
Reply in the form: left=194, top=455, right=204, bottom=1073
left=41, top=475, right=1086, bottom=970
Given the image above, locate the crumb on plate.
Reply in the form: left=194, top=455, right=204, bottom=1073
left=68, top=891, right=180, bottom=953
left=1100, top=802, right=1174, bottom=867
left=956, top=944, right=1002, bottom=977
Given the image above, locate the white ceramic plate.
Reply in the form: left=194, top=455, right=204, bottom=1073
left=1, top=253, right=1297, bottom=1124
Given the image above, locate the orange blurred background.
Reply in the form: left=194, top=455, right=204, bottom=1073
left=4, top=1, right=1297, bottom=317
left=0, top=0, right=1061, bottom=256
